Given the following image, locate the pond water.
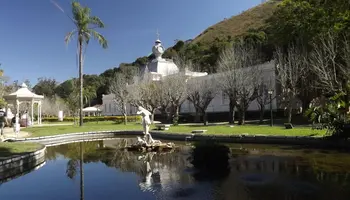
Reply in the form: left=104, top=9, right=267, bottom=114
left=1, top=138, right=350, bottom=200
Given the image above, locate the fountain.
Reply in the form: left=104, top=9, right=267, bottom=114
left=125, top=106, right=176, bottom=152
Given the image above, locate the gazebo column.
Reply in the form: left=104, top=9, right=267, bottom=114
left=39, top=101, right=42, bottom=125
left=37, top=102, right=40, bottom=124
left=15, top=99, right=20, bottom=126
left=31, top=99, right=34, bottom=125
left=16, top=100, right=20, bottom=116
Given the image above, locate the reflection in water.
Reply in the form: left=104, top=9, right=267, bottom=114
left=0, top=153, right=46, bottom=184
left=2, top=138, right=350, bottom=200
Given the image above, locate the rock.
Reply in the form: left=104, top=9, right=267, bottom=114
left=125, top=142, right=176, bottom=152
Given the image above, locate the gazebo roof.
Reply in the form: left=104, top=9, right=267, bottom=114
left=3, top=83, right=44, bottom=101
left=82, top=107, right=101, bottom=112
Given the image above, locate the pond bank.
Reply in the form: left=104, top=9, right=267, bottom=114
left=0, top=143, right=46, bottom=183
left=10, top=130, right=350, bottom=149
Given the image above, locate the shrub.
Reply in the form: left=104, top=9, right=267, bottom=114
left=42, top=115, right=141, bottom=123
left=306, top=92, right=350, bottom=139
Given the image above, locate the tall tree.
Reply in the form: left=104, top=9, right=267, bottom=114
left=109, top=73, right=129, bottom=125
left=275, top=45, right=305, bottom=123
left=217, top=42, right=259, bottom=124
left=56, top=1, right=108, bottom=126
left=186, top=76, right=217, bottom=126
left=33, top=77, right=58, bottom=99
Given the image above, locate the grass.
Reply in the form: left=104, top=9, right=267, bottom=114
left=0, top=142, right=43, bottom=159
left=165, top=124, right=326, bottom=136
left=23, top=122, right=142, bottom=137
left=22, top=121, right=326, bottom=138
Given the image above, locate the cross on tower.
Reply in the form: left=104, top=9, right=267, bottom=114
left=156, top=29, right=160, bottom=40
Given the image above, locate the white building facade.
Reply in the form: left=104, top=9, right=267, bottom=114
left=102, top=38, right=278, bottom=116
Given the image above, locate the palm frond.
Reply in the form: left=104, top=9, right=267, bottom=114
left=71, top=1, right=83, bottom=24
left=64, top=30, right=77, bottom=45
left=89, top=16, right=105, bottom=28
left=90, top=30, right=108, bottom=49
left=82, top=32, right=90, bottom=45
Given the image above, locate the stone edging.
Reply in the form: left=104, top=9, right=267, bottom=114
left=10, top=130, right=350, bottom=148
left=0, top=145, right=46, bottom=182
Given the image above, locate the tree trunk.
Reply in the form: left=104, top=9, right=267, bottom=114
left=151, top=108, right=155, bottom=124
left=239, top=109, right=246, bottom=125
left=259, top=105, right=265, bottom=124
left=173, top=105, right=180, bottom=126
left=194, top=107, right=200, bottom=123
left=287, top=105, right=293, bottom=123
left=229, top=100, right=235, bottom=124
left=78, top=39, right=84, bottom=127
left=203, top=111, right=208, bottom=126
left=123, top=103, right=127, bottom=125
left=79, top=142, right=84, bottom=200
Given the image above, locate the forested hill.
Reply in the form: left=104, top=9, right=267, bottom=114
left=192, top=0, right=279, bottom=45
left=7, top=0, right=348, bottom=107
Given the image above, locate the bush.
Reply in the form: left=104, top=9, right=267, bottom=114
left=306, top=92, right=350, bottom=139
left=42, top=115, right=141, bottom=123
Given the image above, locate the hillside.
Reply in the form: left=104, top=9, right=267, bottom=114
left=192, top=0, right=281, bottom=45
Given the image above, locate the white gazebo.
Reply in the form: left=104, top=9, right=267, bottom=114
left=3, top=83, right=44, bottom=125
left=82, top=106, right=101, bottom=116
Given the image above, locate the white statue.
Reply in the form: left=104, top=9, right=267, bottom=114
left=137, top=106, right=155, bottom=145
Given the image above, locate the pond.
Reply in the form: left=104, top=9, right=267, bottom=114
left=1, top=138, right=350, bottom=200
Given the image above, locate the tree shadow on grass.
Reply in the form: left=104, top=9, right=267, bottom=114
left=0, top=146, right=13, bottom=158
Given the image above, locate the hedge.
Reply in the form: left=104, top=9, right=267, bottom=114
left=42, top=115, right=141, bottom=123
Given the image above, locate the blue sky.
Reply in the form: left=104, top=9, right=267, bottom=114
left=0, top=0, right=261, bottom=85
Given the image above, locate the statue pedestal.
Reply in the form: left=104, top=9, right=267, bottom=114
left=131, top=106, right=176, bottom=152
left=125, top=142, right=176, bottom=152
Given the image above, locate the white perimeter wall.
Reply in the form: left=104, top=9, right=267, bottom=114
left=102, top=61, right=277, bottom=116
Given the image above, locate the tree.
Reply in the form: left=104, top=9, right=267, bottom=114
left=41, top=97, right=68, bottom=117
left=309, top=32, right=349, bottom=94
left=275, top=45, right=305, bottom=123
left=83, top=85, right=96, bottom=107
left=65, top=80, right=80, bottom=123
left=186, top=76, right=217, bottom=126
left=33, top=77, right=58, bottom=99
left=217, top=42, right=259, bottom=124
left=162, top=73, right=188, bottom=125
left=128, top=73, right=168, bottom=123
left=256, top=77, right=275, bottom=124
left=109, top=73, right=129, bottom=125
left=4, top=80, right=19, bottom=94
left=309, top=32, right=350, bottom=117
left=0, top=68, right=10, bottom=97
left=58, top=1, right=108, bottom=126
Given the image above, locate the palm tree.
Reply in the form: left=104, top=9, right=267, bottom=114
left=83, top=86, right=96, bottom=107
left=64, top=1, right=108, bottom=126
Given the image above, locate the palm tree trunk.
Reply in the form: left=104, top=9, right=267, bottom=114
left=79, top=40, right=84, bottom=126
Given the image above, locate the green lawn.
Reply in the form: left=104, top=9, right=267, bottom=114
left=0, top=142, right=44, bottom=159
left=165, top=124, right=326, bottom=136
left=22, top=121, right=326, bottom=138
